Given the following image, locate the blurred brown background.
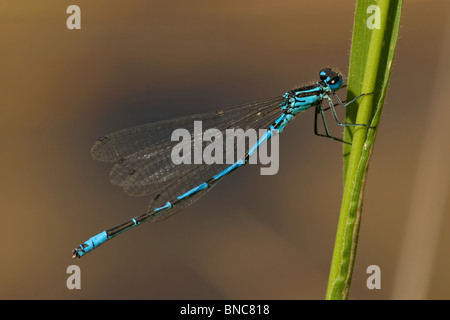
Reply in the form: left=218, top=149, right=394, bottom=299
left=1, top=0, right=449, bottom=299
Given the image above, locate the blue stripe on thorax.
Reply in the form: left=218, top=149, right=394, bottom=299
left=150, top=83, right=328, bottom=218
left=280, top=84, right=324, bottom=115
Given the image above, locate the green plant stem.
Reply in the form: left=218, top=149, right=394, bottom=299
left=326, top=0, right=402, bottom=300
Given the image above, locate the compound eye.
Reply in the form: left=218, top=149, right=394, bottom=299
left=319, top=73, right=327, bottom=81
left=320, top=68, right=336, bottom=82
left=319, top=69, right=330, bottom=81
left=328, top=76, right=343, bottom=90
left=330, top=76, right=340, bottom=85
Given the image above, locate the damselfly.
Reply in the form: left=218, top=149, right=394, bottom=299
left=72, top=68, right=371, bottom=258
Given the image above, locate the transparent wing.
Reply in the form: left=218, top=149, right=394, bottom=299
left=92, top=96, right=285, bottom=221
left=92, top=97, right=284, bottom=193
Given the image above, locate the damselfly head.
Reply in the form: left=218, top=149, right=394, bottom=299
left=319, top=68, right=343, bottom=91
